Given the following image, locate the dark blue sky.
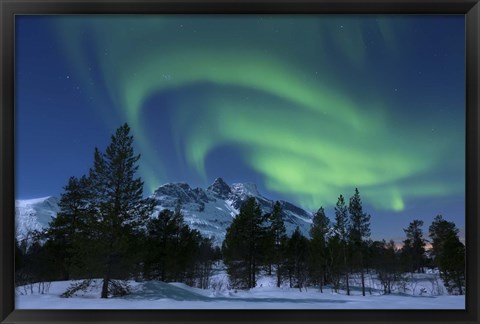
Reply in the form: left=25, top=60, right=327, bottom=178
left=15, top=15, right=465, bottom=241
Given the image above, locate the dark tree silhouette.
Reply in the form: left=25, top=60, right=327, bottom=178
left=88, top=123, right=157, bottom=298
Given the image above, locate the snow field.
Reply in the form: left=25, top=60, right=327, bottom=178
left=16, top=273, right=465, bottom=309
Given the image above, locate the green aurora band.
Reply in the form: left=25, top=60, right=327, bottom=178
left=56, top=16, right=464, bottom=212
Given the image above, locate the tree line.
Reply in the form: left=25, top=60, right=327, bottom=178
left=222, top=196, right=465, bottom=296
left=15, top=124, right=465, bottom=298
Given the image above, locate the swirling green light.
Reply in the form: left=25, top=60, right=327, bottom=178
left=56, top=16, right=464, bottom=212
left=171, top=93, right=460, bottom=210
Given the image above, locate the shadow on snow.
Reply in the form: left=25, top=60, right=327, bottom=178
left=123, top=281, right=348, bottom=304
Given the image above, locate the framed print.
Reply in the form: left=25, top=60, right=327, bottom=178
left=1, top=0, right=479, bottom=323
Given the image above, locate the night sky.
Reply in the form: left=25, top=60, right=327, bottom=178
left=15, top=15, right=465, bottom=241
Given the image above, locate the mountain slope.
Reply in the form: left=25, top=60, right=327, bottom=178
left=152, top=178, right=313, bottom=245
left=15, top=196, right=60, bottom=243
left=15, top=178, right=313, bottom=246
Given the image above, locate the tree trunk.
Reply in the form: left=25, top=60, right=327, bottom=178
left=248, top=256, right=253, bottom=288
left=252, top=257, right=256, bottom=288
left=343, top=246, right=350, bottom=295
left=346, top=272, right=350, bottom=295
left=361, top=269, right=366, bottom=296
left=276, top=264, right=281, bottom=288
left=457, top=273, right=463, bottom=295
left=101, top=257, right=111, bottom=298
left=101, top=275, right=109, bottom=298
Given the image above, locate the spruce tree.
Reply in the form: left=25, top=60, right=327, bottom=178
left=436, top=232, right=465, bottom=295
left=87, top=123, right=157, bottom=298
left=222, top=197, right=264, bottom=289
left=401, top=220, right=426, bottom=274
left=144, top=209, right=179, bottom=281
left=44, top=175, right=92, bottom=280
left=286, top=227, right=309, bottom=291
left=309, top=206, right=330, bottom=293
left=326, top=235, right=343, bottom=293
left=268, top=201, right=288, bottom=287
left=348, top=188, right=371, bottom=296
left=333, top=194, right=350, bottom=295
left=428, top=215, right=459, bottom=261
left=428, top=216, right=465, bottom=295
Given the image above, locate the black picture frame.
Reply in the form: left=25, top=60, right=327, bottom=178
left=1, top=0, right=479, bottom=323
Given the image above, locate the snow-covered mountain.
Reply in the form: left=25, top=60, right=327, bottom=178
left=152, top=178, right=313, bottom=245
left=15, top=178, right=313, bottom=246
left=15, top=196, right=60, bottom=243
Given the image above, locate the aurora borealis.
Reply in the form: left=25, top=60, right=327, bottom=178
left=15, top=15, right=465, bottom=240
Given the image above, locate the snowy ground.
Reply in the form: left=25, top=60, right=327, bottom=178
left=16, top=274, right=465, bottom=309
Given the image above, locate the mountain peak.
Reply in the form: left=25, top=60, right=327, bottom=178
left=211, top=177, right=228, bottom=187
left=231, top=182, right=260, bottom=197
left=207, top=177, right=231, bottom=198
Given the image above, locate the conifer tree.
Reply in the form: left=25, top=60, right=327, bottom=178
left=436, top=232, right=465, bottom=295
left=429, top=216, right=465, bottom=295
left=286, top=227, right=309, bottom=291
left=87, top=123, right=157, bottom=298
left=309, top=206, right=330, bottom=292
left=144, top=209, right=180, bottom=281
left=222, top=197, right=264, bottom=289
left=428, top=215, right=459, bottom=261
left=401, top=220, right=426, bottom=274
left=333, top=194, right=350, bottom=295
left=348, top=188, right=371, bottom=296
left=44, top=175, right=92, bottom=280
left=268, top=201, right=288, bottom=287
left=326, top=235, right=343, bottom=292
